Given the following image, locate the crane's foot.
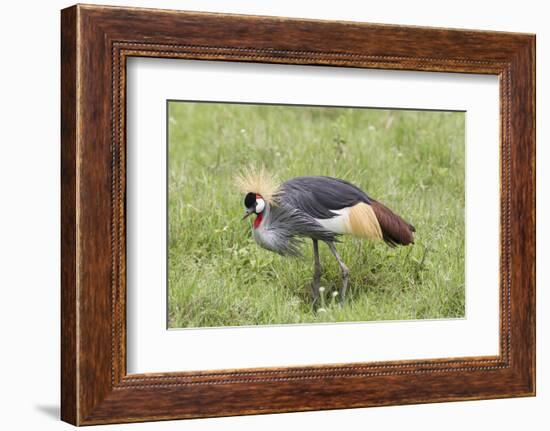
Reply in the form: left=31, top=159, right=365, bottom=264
left=311, top=279, right=320, bottom=309
left=338, top=277, right=349, bottom=305
left=311, top=239, right=322, bottom=311
left=327, top=242, right=349, bottom=306
left=311, top=293, right=320, bottom=312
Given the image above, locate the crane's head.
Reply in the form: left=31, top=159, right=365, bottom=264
left=242, top=192, right=266, bottom=220
left=235, top=166, right=280, bottom=227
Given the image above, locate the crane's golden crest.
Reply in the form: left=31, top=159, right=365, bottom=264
left=234, top=166, right=282, bottom=205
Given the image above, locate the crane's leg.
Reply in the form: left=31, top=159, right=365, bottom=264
left=311, top=239, right=322, bottom=307
left=327, top=242, right=349, bottom=303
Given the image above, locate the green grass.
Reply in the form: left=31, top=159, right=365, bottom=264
left=167, top=102, right=465, bottom=328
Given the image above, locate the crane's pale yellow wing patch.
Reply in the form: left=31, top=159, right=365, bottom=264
left=347, top=202, right=383, bottom=240
left=314, top=203, right=383, bottom=241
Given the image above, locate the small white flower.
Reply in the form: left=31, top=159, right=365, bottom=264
left=240, top=128, right=246, bottom=134
left=368, top=125, right=375, bottom=131
left=318, top=308, right=327, bottom=313
left=319, top=286, right=326, bottom=293
left=332, top=291, right=339, bottom=298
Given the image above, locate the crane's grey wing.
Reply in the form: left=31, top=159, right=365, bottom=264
left=280, top=176, right=372, bottom=219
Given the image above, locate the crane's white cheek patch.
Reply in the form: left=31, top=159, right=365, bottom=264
left=315, top=208, right=350, bottom=235
left=255, top=198, right=265, bottom=213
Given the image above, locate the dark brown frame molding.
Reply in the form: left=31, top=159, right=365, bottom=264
left=61, top=4, right=535, bottom=425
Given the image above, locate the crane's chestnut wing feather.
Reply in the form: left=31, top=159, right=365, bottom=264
left=370, top=200, right=416, bottom=246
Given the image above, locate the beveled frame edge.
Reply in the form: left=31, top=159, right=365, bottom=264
left=61, top=4, right=535, bottom=425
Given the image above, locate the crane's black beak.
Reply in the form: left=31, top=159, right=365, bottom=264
left=242, top=207, right=255, bottom=220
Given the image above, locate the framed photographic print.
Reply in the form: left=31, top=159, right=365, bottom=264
left=61, top=4, right=535, bottom=425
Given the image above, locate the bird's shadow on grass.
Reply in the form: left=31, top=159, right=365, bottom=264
left=35, top=404, right=59, bottom=420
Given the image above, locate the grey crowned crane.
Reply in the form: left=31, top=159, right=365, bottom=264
left=237, top=169, right=415, bottom=305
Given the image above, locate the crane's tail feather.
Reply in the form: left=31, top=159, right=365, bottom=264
left=370, top=200, right=415, bottom=247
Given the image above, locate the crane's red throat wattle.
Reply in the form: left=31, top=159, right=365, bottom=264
left=253, top=212, right=263, bottom=229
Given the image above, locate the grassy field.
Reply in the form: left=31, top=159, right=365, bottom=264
left=167, top=102, right=465, bottom=328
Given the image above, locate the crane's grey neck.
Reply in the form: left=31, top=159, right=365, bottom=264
left=253, top=201, right=271, bottom=229
left=252, top=202, right=281, bottom=251
left=251, top=202, right=305, bottom=256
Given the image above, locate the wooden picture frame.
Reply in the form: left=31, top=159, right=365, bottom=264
left=61, top=4, right=535, bottom=425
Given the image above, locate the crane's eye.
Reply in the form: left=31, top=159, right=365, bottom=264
left=255, top=198, right=265, bottom=213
